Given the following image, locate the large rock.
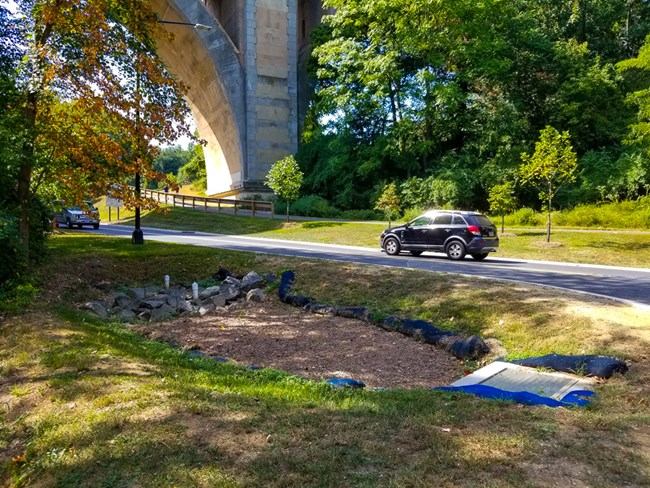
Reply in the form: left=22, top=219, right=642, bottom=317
left=81, top=301, right=108, bottom=318
left=211, top=267, right=233, bottom=281
left=199, top=286, right=221, bottom=300
left=199, top=303, right=215, bottom=316
left=150, top=304, right=175, bottom=322
left=241, top=271, right=263, bottom=291
left=218, top=282, right=241, bottom=301
left=141, top=299, right=166, bottom=310
left=210, top=295, right=227, bottom=307
left=117, top=309, right=137, bottom=322
left=127, top=288, right=145, bottom=300
left=246, top=289, right=265, bottom=302
left=113, top=294, right=132, bottom=309
left=176, top=299, right=194, bottom=313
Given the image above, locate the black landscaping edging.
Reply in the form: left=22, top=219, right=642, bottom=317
left=278, top=270, right=489, bottom=361
left=510, top=354, right=628, bottom=379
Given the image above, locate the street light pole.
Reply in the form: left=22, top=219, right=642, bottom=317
left=132, top=171, right=144, bottom=244
left=132, top=69, right=144, bottom=245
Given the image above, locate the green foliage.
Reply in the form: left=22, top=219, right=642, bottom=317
left=501, top=197, right=650, bottom=230
left=374, top=182, right=401, bottom=226
left=153, top=145, right=193, bottom=176
left=489, top=182, right=518, bottom=232
left=177, top=144, right=207, bottom=191
left=0, top=197, right=51, bottom=293
left=618, top=34, right=650, bottom=154
left=298, top=0, right=649, bottom=215
left=266, top=155, right=304, bottom=221
left=489, top=182, right=518, bottom=216
left=504, top=208, right=546, bottom=227
left=339, top=209, right=383, bottom=221
left=289, top=195, right=338, bottom=218
left=402, top=206, right=426, bottom=222
left=0, top=208, right=22, bottom=287
left=520, top=126, right=578, bottom=240
left=398, top=176, right=462, bottom=210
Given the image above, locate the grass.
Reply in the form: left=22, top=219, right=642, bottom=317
left=98, top=204, right=650, bottom=268
left=1, top=233, right=649, bottom=486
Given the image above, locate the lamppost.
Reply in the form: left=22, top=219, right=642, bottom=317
left=131, top=19, right=211, bottom=245
left=132, top=68, right=144, bottom=245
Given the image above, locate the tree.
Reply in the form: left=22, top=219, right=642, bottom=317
left=265, top=155, right=304, bottom=222
left=520, top=126, right=578, bottom=242
left=6, top=0, right=194, bottom=262
left=618, top=35, right=650, bottom=157
left=374, top=182, right=401, bottom=227
left=177, top=143, right=207, bottom=191
left=154, top=145, right=193, bottom=176
left=488, top=182, right=518, bottom=233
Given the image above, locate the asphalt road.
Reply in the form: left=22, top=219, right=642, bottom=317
left=89, top=224, right=650, bottom=308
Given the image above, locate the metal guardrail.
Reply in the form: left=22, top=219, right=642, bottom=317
left=143, top=189, right=274, bottom=218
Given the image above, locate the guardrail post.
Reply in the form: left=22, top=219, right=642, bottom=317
left=192, top=197, right=195, bottom=209
left=252, top=201, right=256, bottom=217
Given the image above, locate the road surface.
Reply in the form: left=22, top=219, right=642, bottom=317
left=89, top=224, right=650, bottom=308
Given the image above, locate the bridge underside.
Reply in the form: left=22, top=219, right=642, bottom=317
left=150, top=0, right=322, bottom=197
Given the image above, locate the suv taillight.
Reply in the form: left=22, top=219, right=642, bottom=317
left=467, top=225, right=482, bottom=236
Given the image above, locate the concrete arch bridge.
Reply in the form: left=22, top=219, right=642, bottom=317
left=150, top=0, right=325, bottom=197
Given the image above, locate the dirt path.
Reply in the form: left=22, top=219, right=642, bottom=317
left=134, top=297, right=464, bottom=389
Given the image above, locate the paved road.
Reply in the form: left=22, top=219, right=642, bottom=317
left=90, top=224, right=650, bottom=308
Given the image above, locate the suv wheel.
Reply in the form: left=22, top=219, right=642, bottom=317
left=445, top=240, right=466, bottom=260
left=66, top=219, right=73, bottom=229
left=93, top=223, right=100, bottom=229
left=384, top=237, right=401, bottom=256
left=471, top=252, right=489, bottom=261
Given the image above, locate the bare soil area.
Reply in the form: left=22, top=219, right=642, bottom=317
left=133, top=297, right=464, bottom=389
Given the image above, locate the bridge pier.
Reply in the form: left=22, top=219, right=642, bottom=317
left=151, top=0, right=322, bottom=197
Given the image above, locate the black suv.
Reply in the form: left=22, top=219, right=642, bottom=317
left=379, top=210, right=499, bottom=261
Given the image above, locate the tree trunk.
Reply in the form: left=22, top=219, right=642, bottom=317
left=546, top=196, right=552, bottom=243
left=501, top=215, right=505, bottom=234
left=286, top=201, right=290, bottom=222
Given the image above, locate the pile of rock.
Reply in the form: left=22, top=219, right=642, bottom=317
left=81, top=271, right=269, bottom=323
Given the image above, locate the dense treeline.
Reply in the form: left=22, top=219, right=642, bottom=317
left=297, top=0, right=650, bottom=213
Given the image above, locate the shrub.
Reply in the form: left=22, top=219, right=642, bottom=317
left=289, top=195, right=339, bottom=218
left=340, top=209, right=384, bottom=221
left=402, top=206, right=426, bottom=222
left=0, top=209, right=22, bottom=287
left=505, top=208, right=544, bottom=226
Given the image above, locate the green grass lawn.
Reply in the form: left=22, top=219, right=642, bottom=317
left=1, top=234, right=649, bottom=486
left=104, top=205, right=650, bottom=268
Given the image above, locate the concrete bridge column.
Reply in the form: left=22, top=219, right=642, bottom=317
left=152, top=0, right=305, bottom=197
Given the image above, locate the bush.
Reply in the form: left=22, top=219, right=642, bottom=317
left=0, top=208, right=22, bottom=287
left=340, top=209, right=384, bottom=221
left=0, top=196, right=50, bottom=294
left=402, top=207, right=426, bottom=222
left=505, top=208, right=544, bottom=227
left=289, top=195, right=339, bottom=218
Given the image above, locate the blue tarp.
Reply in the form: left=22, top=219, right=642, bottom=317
left=436, top=385, right=596, bottom=407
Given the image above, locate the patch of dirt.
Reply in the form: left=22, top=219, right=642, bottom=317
left=133, top=297, right=464, bottom=389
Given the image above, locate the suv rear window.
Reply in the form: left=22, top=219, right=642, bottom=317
left=452, top=215, right=466, bottom=225
left=465, top=214, right=494, bottom=227
left=433, top=214, right=452, bottom=225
